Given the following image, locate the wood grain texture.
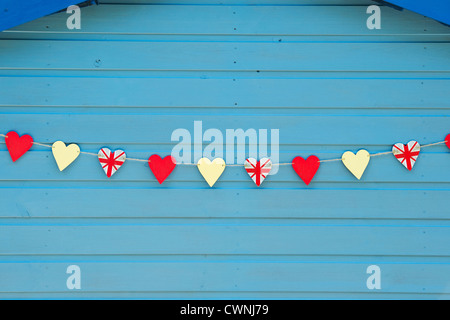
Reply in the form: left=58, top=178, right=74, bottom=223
left=0, top=0, right=449, bottom=299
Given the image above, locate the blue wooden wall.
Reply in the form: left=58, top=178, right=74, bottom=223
left=0, top=0, right=449, bottom=299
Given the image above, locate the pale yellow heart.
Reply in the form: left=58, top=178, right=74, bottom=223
left=342, top=150, right=370, bottom=180
left=52, top=141, right=80, bottom=171
left=197, top=158, right=226, bottom=187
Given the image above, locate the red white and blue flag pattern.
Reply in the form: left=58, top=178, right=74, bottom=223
left=392, top=141, right=421, bottom=171
left=244, top=158, right=272, bottom=186
left=98, top=148, right=127, bottom=178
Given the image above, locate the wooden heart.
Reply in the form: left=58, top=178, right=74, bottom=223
left=446, top=134, right=450, bottom=150
left=392, top=141, right=420, bottom=171
left=5, top=131, right=33, bottom=162
left=98, top=148, right=126, bottom=178
left=52, top=141, right=80, bottom=171
left=342, top=150, right=370, bottom=180
left=149, top=155, right=176, bottom=184
left=244, top=158, right=272, bottom=186
left=292, top=156, right=320, bottom=185
left=197, top=158, right=226, bottom=187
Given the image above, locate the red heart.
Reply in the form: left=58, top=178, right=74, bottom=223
left=5, top=131, right=34, bottom=162
left=446, top=134, right=450, bottom=150
left=292, top=156, right=320, bottom=185
left=148, top=155, right=176, bottom=184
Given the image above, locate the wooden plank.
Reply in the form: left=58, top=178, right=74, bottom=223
left=0, top=113, right=448, bottom=145
left=7, top=5, right=450, bottom=35
left=0, top=291, right=448, bottom=299
left=0, top=77, right=449, bottom=109
left=0, top=261, right=449, bottom=294
left=0, top=40, right=449, bottom=71
left=0, top=224, right=449, bottom=255
left=0, top=188, right=449, bottom=219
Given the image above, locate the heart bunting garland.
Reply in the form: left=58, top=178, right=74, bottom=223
left=292, top=156, right=320, bottom=185
left=244, top=158, right=272, bottom=186
left=98, top=148, right=126, bottom=178
left=52, top=141, right=80, bottom=171
left=149, top=155, right=176, bottom=184
left=5, top=131, right=34, bottom=162
left=392, top=141, right=420, bottom=171
left=4, top=129, right=449, bottom=186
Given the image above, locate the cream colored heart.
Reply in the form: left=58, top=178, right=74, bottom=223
left=342, top=149, right=370, bottom=180
left=52, top=141, right=80, bottom=171
left=197, top=157, right=226, bottom=187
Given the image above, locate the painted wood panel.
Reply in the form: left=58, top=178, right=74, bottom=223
left=0, top=0, right=449, bottom=299
left=1, top=78, right=450, bottom=109
left=1, top=189, right=449, bottom=219
left=1, top=41, right=449, bottom=71
left=8, top=5, right=450, bottom=35
left=1, top=261, right=449, bottom=294
left=1, top=223, right=449, bottom=255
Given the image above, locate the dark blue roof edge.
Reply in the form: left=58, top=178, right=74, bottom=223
left=374, top=0, right=450, bottom=26
left=0, top=0, right=97, bottom=32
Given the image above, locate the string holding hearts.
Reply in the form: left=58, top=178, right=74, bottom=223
left=3, top=130, right=449, bottom=186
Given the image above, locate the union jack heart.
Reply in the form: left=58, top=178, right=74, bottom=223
left=392, top=141, right=420, bottom=171
left=244, top=158, right=272, bottom=186
left=98, top=148, right=126, bottom=178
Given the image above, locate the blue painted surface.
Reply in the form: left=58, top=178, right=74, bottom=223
left=381, top=0, right=450, bottom=25
left=0, top=0, right=449, bottom=299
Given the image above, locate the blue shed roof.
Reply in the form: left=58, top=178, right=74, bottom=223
left=380, top=0, right=450, bottom=25
left=0, top=0, right=97, bottom=32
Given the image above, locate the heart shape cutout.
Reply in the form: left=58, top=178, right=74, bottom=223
left=149, top=155, right=176, bottom=184
left=52, top=141, right=80, bottom=171
left=292, top=156, right=320, bottom=185
left=446, top=134, right=450, bottom=150
left=197, top=158, right=226, bottom=187
left=342, top=150, right=370, bottom=180
left=392, top=141, right=420, bottom=171
left=98, top=148, right=126, bottom=178
left=244, top=158, right=272, bottom=186
left=5, top=131, right=34, bottom=162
